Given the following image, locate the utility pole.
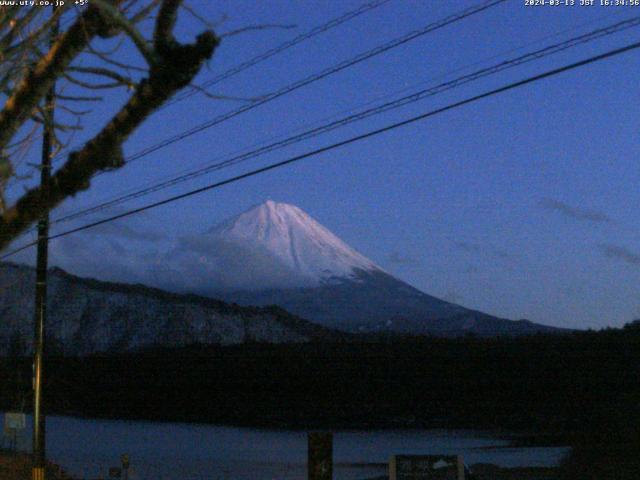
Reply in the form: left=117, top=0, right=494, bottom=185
left=32, top=8, right=58, bottom=480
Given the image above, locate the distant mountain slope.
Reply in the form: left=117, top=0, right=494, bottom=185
left=155, top=200, right=381, bottom=292
left=220, top=268, right=563, bottom=336
left=2, top=202, right=566, bottom=345
left=155, top=200, right=563, bottom=336
left=0, top=262, right=345, bottom=356
left=209, top=200, right=378, bottom=282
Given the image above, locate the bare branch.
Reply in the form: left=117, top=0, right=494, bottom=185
left=51, top=116, right=82, bottom=156
left=121, top=0, right=138, bottom=13
left=1, top=7, right=68, bottom=61
left=154, top=0, right=181, bottom=50
left=6, top=123, right=39, bottom=150
left=57, top=104, right=92, bottom=116
left=82, top=36, right=125, bottom=56
left=0, top=2, right=125, bottom=152
left=91, top=0, right=157, bottom=65
left=0, top=20, right=219, bottom=249
left=210, top=13, right=229, bottom=30
left=0, top=8, right=41, bottom=54
left=0, top=6, right=19, bottom=20
left=87, top=44, right=148, bottom=72
left=56, top=93, right=104, bottom=102
left=68, top=66, right=136, bottom=88
left=0, top=8, right=22, bottom=38
left=186, top=83, right=263, bottom=103
left=130, top=0, right=161, bottom=24
left=54, top=123, right=83, bottom=132
left=64, top=72, right=132, bottom=90
left=182, top=1, right=213, bottom=29
left=31, top=112, right=83, bottom=131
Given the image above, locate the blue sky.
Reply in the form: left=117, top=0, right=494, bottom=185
left=7, top=0, right=640, bottom=329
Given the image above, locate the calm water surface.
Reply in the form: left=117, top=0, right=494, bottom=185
left=1, top=413, right=569, bottom=479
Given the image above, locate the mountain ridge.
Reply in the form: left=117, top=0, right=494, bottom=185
left=0, top=261, right=347, bottom=356
left=209, top=200, right=379, bottom=284
left=217, top=267, right=564, bottom=336
left=170, top=200, right=563, bottom=336
left=1, top=201, right=566, bottom=345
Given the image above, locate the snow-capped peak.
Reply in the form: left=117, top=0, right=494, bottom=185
left=209, top=200, right=380, bottom=284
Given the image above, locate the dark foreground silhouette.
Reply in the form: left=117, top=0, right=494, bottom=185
left=2, top=322, right=639, bottom=478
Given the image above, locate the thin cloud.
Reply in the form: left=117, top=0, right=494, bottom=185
left=600, top=244, right=640, bottom=266
left=453, top=240, right=481, bottom=254
left=539, top=198, right=613, bottom=224
left=84, top=220, right=164, bottom=242
left=453, top=240, right=517, bottom=261
left=154, top=234, right=308, bottom=292
left=464, top=264, right=479, bottom=274
left=388, top=251, right=417, bottom=265
left=50, top=203, right=165, bottom=242
left=443, top=289, right=463, bottom=304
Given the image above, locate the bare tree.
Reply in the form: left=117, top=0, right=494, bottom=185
left=0, top=0, right=219, bottom=251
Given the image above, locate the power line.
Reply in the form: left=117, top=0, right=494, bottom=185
left=44, top=0, right=393, bottom=167
left=37, top=5, right=628, bottom=191
left=164, top=0, right=394, bottom=107
left=49, top=15, right=640, bottom=226
left=9, top=0, right=506, bottom=238
left=3, top=39, right=639, bottom=260
left=101, top=0, right=508, bottom=172
left=50, top=9, right=631, bottom=225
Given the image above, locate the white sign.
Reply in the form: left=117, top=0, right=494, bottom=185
left=389, top=454, right=465, bottom=480
left=4, top=412, right=26, bottom=432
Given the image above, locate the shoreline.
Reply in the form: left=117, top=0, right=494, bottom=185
left=2, top=409, right=568, bottom=448
left=1, top=451, right=562, bottom=480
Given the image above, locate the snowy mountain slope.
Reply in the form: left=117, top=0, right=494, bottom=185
left=210, top=200, right=379, bottom=282
left=221, top=268, right=563, bottom=336
left=0, top=262, right=345, bottom=356
left=0, top=202, right=563, bottom=345
left=156, top=200, right=563, bottom=336
left=153, top=200, right=380, bottom=292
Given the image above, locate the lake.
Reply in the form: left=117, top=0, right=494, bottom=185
left=1, top=413, right=568, bottom=479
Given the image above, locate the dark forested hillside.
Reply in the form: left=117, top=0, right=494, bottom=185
left=1, top=325, right=638, bottom=439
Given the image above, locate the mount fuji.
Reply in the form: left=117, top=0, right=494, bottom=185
left=153, top=201, right=561, bottom=336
